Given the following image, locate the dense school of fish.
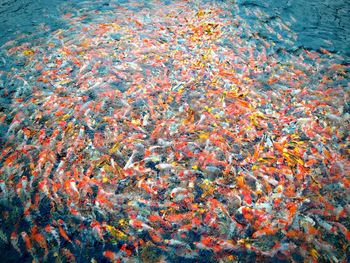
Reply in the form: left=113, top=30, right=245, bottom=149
left=0, top=0, right=349, bottom=262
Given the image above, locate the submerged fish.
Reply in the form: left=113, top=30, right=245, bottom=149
left=0, top=0, right=349, bottom=262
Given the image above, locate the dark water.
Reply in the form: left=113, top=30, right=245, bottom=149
left=1, top=0, right=349, bottom=57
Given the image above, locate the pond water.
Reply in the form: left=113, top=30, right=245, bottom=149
left=237, top=0, right=350, bottom=57
left=0, top=1, right=349, bottom=262
left=1, top=0, right=349, bottom=57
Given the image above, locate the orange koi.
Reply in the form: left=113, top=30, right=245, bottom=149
left=21, top=232, right=34, bottom=255
left=120, top=244, right=133, bottom=257
left=285, top=229, right=303, bottom=238
left=129, top=219, right=153, bottom=231
left=58, top=224, right=71, bottom=243
left=252, top=227, right=279, bottom=238
left=149, top=230, right=163, bottom=243
left=134, top=19, right=143, bottom=27
left=241, top=207, right=254, bottom=221
left=218, top=69, right=235, bottom=78
left=286, top=202, right=298, bottom=217
left=164, top=212, right=193, bottom=222
left=307, top=225, right=320, bottom=236
left=236, top=98, right=251, bottom=108
left=103, top=250, right=120, bottom=262
left=33, top=231, right=48, bottom=257
left=148, top=214, right=163, bottom=223
left=304, top=49, right=319, bottom=60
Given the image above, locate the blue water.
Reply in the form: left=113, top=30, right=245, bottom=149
left=237, top=0, right=350, bottom=57
left=1, top=0, right=349, bottom=58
